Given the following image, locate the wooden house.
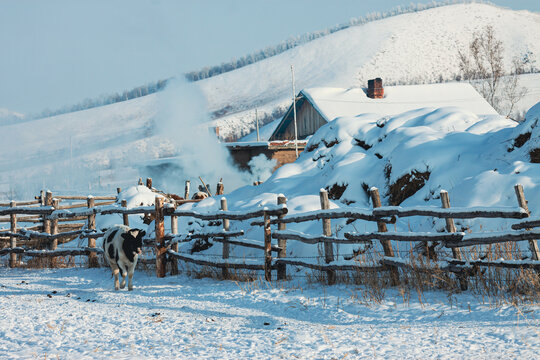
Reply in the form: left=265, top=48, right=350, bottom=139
left=270, top=80, right=498, bottom=141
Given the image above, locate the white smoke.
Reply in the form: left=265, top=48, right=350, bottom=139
left=247, top=154, right=277, bottom=183
left=152, top=78, right=249, bottom=195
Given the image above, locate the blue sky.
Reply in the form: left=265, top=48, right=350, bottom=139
left=1, top=0, right=539, bottom=114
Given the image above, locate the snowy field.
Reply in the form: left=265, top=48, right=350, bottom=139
left=0, top=267, right=538, bottom=359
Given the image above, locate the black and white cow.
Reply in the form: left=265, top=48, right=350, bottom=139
left=102, top=225, right=145, bottom=291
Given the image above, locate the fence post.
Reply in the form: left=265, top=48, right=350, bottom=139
left=184, top=180, right=191, bottom=200
left=155, top=196, right=166, bottom=278
left=87, top=196, right=98, bottom=268
left=146, top=178, right=153, bottom=189
left=121, top=200, right=129, bottom=226
left=370, top=187, right=399, bottom=286
left=50, top=198, right=59, bottom=267
left=440, top=190, right=467, bottom=291
left=170, top=212, right=179, bottom=275
left=43, top=191, right=53, bottom=235
left=264, top=212, right=272, bottom=282
left=514, top=184, right=540, bottom=260
left=9, top=201, right=17, bottom=268
left=319, top=189, right=336, bottom=285
left=216, top=181, right=224, bottom=196
left=277, top=195, right=287, bottom=281
left=220, top=197, right=230, bottom=279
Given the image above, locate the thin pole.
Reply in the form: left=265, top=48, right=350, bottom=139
left=255, top=109, right=260, bottom=142
left=291, top=65, right=299, bottom=158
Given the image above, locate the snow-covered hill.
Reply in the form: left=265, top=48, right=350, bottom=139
left=202, top=3, right=540, bottom=137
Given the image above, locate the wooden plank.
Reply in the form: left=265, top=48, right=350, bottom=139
left=277, top=195, right=287, bottom=280
left=371, top=187, right=399, bottom=285
left=514, top=184, right=539, bottom=261
left=446, top=258, right=540, bottom=270
left=320, top=189, right=335, bottom=285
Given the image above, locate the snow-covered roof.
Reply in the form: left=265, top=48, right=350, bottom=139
left=301, top=82, right=498, bottom=122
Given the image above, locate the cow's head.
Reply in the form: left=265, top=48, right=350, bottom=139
left=121, top=228, right=146, bottom=257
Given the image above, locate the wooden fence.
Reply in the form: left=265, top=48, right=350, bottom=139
left=1, top=181, right=538, bottom=291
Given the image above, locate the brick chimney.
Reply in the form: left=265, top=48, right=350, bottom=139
left=367, top=78, right=384, bottom=99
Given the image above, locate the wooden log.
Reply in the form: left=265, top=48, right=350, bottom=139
left=199, top=176, right=211, bottom=196
left=121, top=199, right=129, bottom=226
left=211, top=237, right=281, bottom=252
left=174, top=199, right=202, bottom=205
left=184, top=180, right=190, bottom=200
left=172, top=206, right=288, bottom=221
left=146, top=177, right=153, bottom=189
left=155, top=196, right=166, bottom=278
left=9, top=201, right=17, bottom=268
left=54, top=195, right=116, bottom=200
left=320, top=189, right=336, bottom=285
left=172, top=230, right=245, bottom=241
left=512, top=218, right=540, bottom=230
left=514, top=184, right=539, bottom=261
left=264, top=212, right=272, bottom=281
left=221, top=197, right=230, bottom=279
left=168, top=250, right=266, bottom=270
left=277, top=195, right=287, bottom=280
left=50, top=198, right=60, bottom=267
left=444, top=230, right=540, bottom=248
left=0, top=247, right=104, bottom=257
left=0, top=200, right=40, bottom=207
left=372, top=206, right=528, bottom=219
left=379, top=257, right=463, bottom=273
left=0, top=215, right=41, bottom=223
left=43, top=191, right=53, bottom=234
left=371, top=187, right=399, bottom=285
left=0, top=207, right=53, bottom=216
left=446, top=258, right=540, bottom=270
left=87, top=196, right=98, bottom=268
left=441, top=190, right=467, bottom=290
left=275, top=258, right=384, bottom=272
left=251, top=209, right=394, bottom=226
left=170, top=213, right=179, bottom=275
left=216, top=181, right=224, bottom=196
left=274, top=230, right=372, bottom=244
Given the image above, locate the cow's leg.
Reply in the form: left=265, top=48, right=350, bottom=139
left=111, top=264, right=120, bottom=291
left=127, top=264, right=135, bottom=291
left=118, top=263, right=127, bottom=289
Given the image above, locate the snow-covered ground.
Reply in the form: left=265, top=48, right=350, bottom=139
left=0, top=267, right=538, bottom=359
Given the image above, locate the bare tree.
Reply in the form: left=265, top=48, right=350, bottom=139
left=459, top=25, right=528, bottom=119
left=459, top=25, right=504, bottom=106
